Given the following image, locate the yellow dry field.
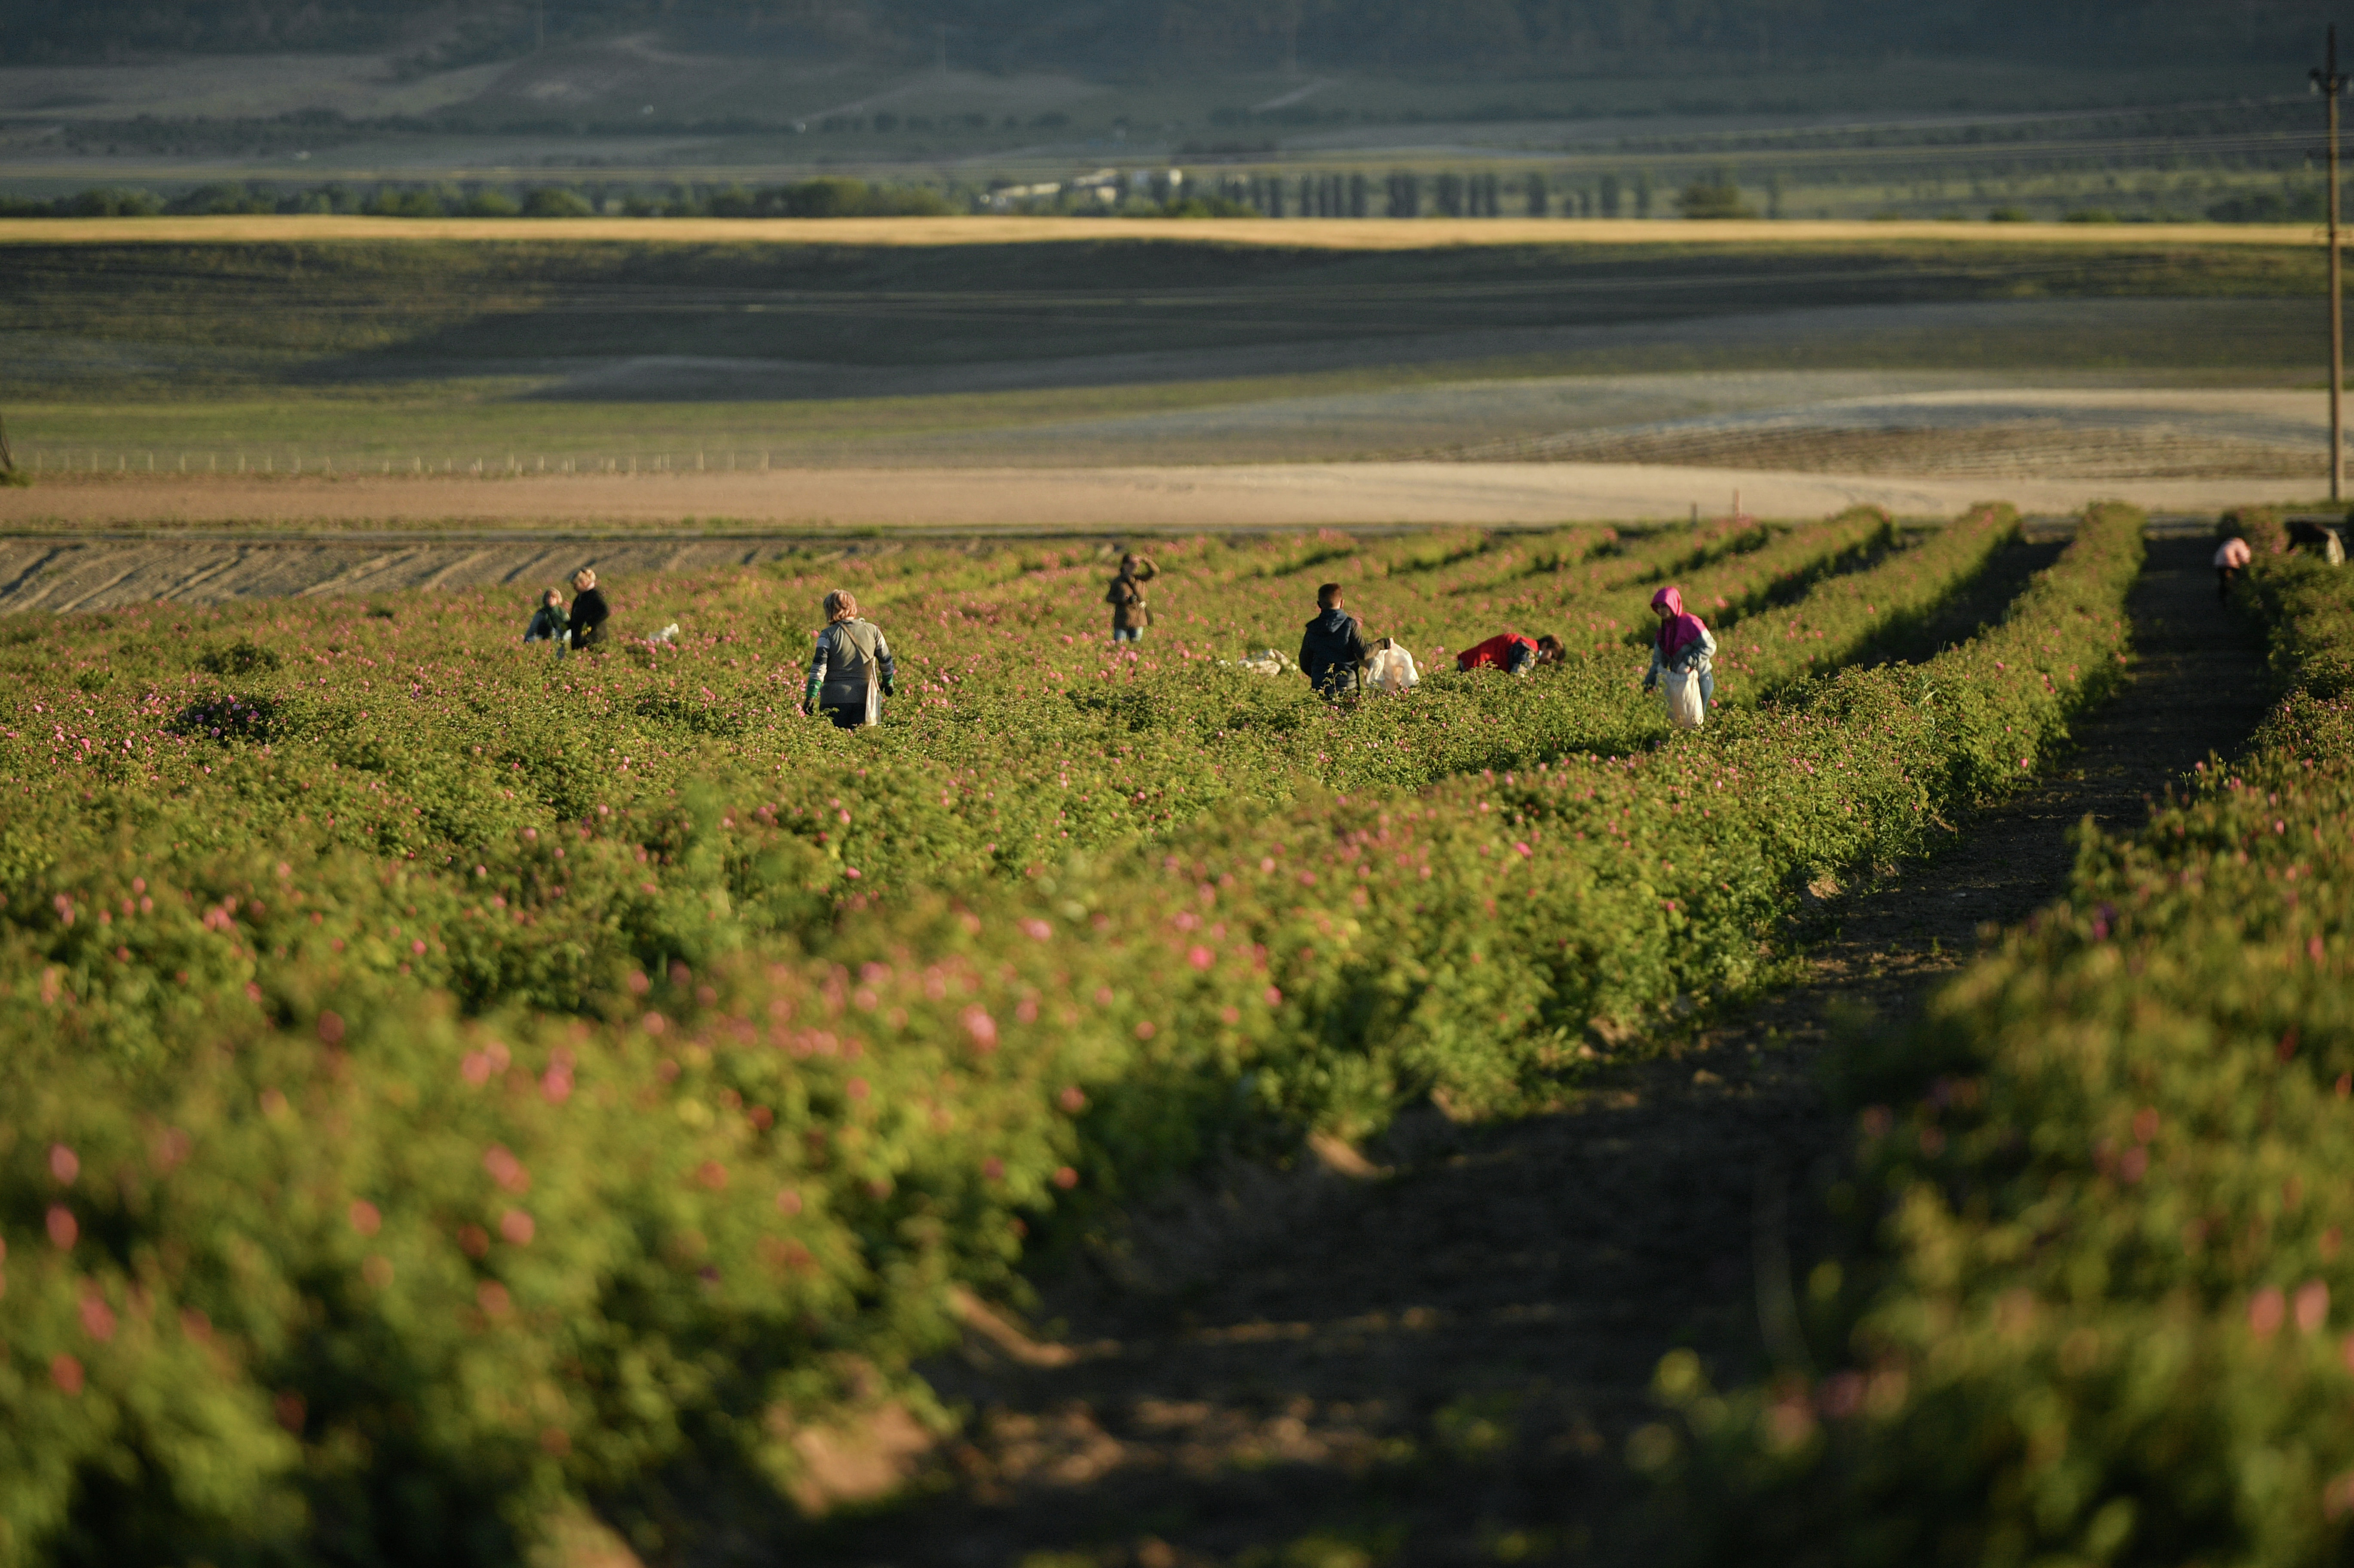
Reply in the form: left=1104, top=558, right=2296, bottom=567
left=0, top=215, right=2321, bottom=250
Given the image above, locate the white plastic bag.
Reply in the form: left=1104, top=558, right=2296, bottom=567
left=1662, top=668, right=1705, bottom=731
left=1365, top=645, right=1420, bottom=695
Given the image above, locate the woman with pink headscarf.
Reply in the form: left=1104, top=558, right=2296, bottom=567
left=1642, top=585, right=1717, bottom=716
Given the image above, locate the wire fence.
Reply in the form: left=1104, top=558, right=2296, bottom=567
left=17, top=449, right=790, bottom=479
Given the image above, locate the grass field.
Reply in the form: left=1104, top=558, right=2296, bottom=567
left=0, top=228, right=2329, bottom=474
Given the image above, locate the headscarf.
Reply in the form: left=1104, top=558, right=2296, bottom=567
left=1651, top=585, right=1708, bottom=660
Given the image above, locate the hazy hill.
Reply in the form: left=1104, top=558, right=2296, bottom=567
left=0, top=0, right=2321, bottom=73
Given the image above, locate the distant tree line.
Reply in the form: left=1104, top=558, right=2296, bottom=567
left=0, top=172, right=2315, bottom=225
left=1195, top=169, right=1662, bottom=219
left=2204, top=188, right=2327, bottom=224
left=0, top=0, right=2315, bottom=70
left=0, top=178, right=950, bottom=220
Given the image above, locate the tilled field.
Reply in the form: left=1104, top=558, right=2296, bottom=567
left=0, top=532, right=820, bottom=614
left=0, top=460, right=2322, bottom=618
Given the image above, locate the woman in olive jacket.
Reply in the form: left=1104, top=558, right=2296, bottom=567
left=802, top=589, right=897, bottom=729
left=1105, top=551, right=1157, bottom=643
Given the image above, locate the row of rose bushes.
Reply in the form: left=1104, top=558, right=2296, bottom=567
left=0, top=509, right=1992, bottom=909
left=1585, top=506, right=1895, bottom=654
left=0, top=510, right=2018, bottom=1039
left=1717, top=501, right=2021, bottom=693
left=0, top=504, right=2036, bottom=1096
left=0, top=505, right=2066, bottom=1077
left=0, top=505, right=2143, bottom=1563
left=1669, top=548, right=2354, bottom=1567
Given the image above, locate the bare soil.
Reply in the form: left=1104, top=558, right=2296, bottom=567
left=0, top=468, right=2322, bottom=559
left=768, top=532, right=2271, bottom=1568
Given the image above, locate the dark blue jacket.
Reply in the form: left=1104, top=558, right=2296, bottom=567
left=1299, top=608, right=1368, bottom=694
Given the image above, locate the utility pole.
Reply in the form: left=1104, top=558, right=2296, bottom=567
left=2317, top=26, right=2347, bottom=500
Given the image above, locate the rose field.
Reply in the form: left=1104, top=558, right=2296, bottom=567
left=0, top=492, right=2280, bottom=1565
left=1656, top=525, right=2354, bottom=1568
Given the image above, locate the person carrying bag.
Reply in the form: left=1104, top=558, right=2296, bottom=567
left=802, top=590, right=897, bottom=730
left=1642, top=585, right=1716, bottom=731
left=1105, top=551, right=1157, bottom=643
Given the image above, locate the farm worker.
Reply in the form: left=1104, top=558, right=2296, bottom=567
left=1106, top=551, right=1158, bottom=643
left=1365, top=636, right=1420, bottom=695
left=1299, top=581, right=1370, bottom=697
left=1456, top=632, right=1565, bottom=676
left=2213, top=534, right=2252, bottom=602
left=1643, top=586, right=1717, bottom=715
left=567, top=568, right=610, bottom=651
left=522, top=588, right=569, bottom=654
left=802, top=588, right=897, bottom=730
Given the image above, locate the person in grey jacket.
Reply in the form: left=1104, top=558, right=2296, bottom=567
left=802, top=589, right=897, bottom=730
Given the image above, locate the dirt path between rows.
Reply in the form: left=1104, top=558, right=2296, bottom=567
left=767, top=533, right=2269, bottom=1568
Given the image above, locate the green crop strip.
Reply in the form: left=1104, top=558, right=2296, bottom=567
left=0, top=504, right=2132, bottom=1562
left=1662, top=549, right=2354, bottom=1567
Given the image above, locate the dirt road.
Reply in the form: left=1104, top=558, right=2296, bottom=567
left=0, top=532, right=824, bottom=614
left=0, top=463, right=2318, bottom=535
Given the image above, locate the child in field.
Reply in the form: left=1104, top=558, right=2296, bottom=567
left=1456, top=632, right=1564, bottom=676
left=1643, top=586, right=1716, bottom=719
left=802, top=589, right=897, bottom=729
left=567, top=569, right=610, bottom=651
left=522, top=588, right=569, bottom=653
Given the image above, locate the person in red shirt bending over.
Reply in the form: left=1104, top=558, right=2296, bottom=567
left=1456, top=631, right=1564, bottom=677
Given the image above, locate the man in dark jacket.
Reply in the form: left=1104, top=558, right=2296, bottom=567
left=1299, top=582, right=1370, bottom=697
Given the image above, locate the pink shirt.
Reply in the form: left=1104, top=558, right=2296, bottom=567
left=2215, top=538, right=2252, bottom=569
